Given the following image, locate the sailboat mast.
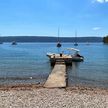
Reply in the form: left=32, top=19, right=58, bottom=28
left=58, top=27, right=60, bottom=42
left=75, top=30, right=77, bottom=43
left=56, top=27, right=61, bottom=48
left=74, top=30, right=78, bottom=46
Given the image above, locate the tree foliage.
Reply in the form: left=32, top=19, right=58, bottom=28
left=103, top=35, right=108, bottom=43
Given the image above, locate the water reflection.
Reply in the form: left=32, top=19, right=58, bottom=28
left=0, top=43, right=108, bottom=88
left=72, top=62, right=80, bottom=69
left=67, top=62, right=81, bottom=86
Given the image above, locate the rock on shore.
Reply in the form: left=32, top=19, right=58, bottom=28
left=0, top=85, right=108, bottom=108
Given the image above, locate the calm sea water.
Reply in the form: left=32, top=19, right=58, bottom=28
left=0, top=43, right=108, bottom=88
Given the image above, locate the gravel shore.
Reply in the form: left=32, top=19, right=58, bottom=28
left=0, top=84, right=108, bottom=108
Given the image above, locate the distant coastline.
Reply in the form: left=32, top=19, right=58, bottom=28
left=0, top=36, right=102, bottom=43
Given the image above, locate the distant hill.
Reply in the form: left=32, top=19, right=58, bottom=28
left=0, top=36, right=102, bottom=43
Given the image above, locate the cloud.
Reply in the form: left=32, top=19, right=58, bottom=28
left=94, top=0, right=108, bottom=3
left=92, top=27, right=101, bottom=30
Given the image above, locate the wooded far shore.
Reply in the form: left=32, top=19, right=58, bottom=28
left=0, top=36, right=102, bottom=43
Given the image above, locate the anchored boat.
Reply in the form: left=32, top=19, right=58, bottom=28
left=66, top=48, right=84, bottom=62
left=74, top=30, right=78, bottom=46
left=0, top=42, right=3, bottom=44
left=11, top=41, right=17, bottom=45
left=47, top=48, right=84, bottom=65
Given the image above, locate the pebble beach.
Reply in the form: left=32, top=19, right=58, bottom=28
left=0, top=84, right=108, bottom=108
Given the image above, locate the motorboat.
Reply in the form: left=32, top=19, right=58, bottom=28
left=47, top=48, right=84, bottom=65
left=66, top=48, right=84, bottom=62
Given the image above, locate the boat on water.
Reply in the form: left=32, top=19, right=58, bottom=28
left=56, top=28, right=62, bottom=48
left=11, top=41, right=17, bottom=45
left=66, top=48, right=84, bottom=62
left=86, top=42, right=90, bottom=45
left=0, top=42, right=3, bottom=44
left=74, top=43, right=78, bottom=46
left=0, top=35, right=3, bottom=44
left=74, top=30, right=78, bottom=46
left=47, top=48, right=84, bottom=65
left=57, top=42, right=61, bottom=48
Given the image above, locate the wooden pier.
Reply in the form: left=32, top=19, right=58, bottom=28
left=49, top=54, right=73, bottom=66
left=45, top=48, right=83, bottom=88
left=44, top=61, right=67, bottom=88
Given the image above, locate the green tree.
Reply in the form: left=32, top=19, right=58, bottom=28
left=103, top=35, right=108, bottom=43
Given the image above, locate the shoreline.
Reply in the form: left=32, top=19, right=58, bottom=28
left=0, top=83, right=108, bottom=94
left=0, top=83, right=108, bottom=108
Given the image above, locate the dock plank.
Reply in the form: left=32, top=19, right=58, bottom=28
left=44, top=63, right=66, bottom=88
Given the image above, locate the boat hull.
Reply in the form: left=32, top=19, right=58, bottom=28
left=47, top=52, right=84, bottom=66
left=72, top=57, right=84, bottom=62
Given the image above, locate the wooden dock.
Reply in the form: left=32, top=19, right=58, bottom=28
left=49, top=54, right=72, bottom=66
left=44, top=62, right=67, bottom=88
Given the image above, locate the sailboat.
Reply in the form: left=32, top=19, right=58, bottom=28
left=0, top=35, right=3, bottom=44
left=46, top=29, right=84, bottom=66
left=56, top=28, right=62, bottom=48
left=11, top=41, right=17, bottom=45
left=74, top=30, right=78, bottom=46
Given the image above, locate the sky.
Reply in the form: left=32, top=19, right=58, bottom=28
left=0, top=0, right=108, bottom=37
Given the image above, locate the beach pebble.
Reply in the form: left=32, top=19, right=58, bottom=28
left=0, top=88, right=108, bottom=108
